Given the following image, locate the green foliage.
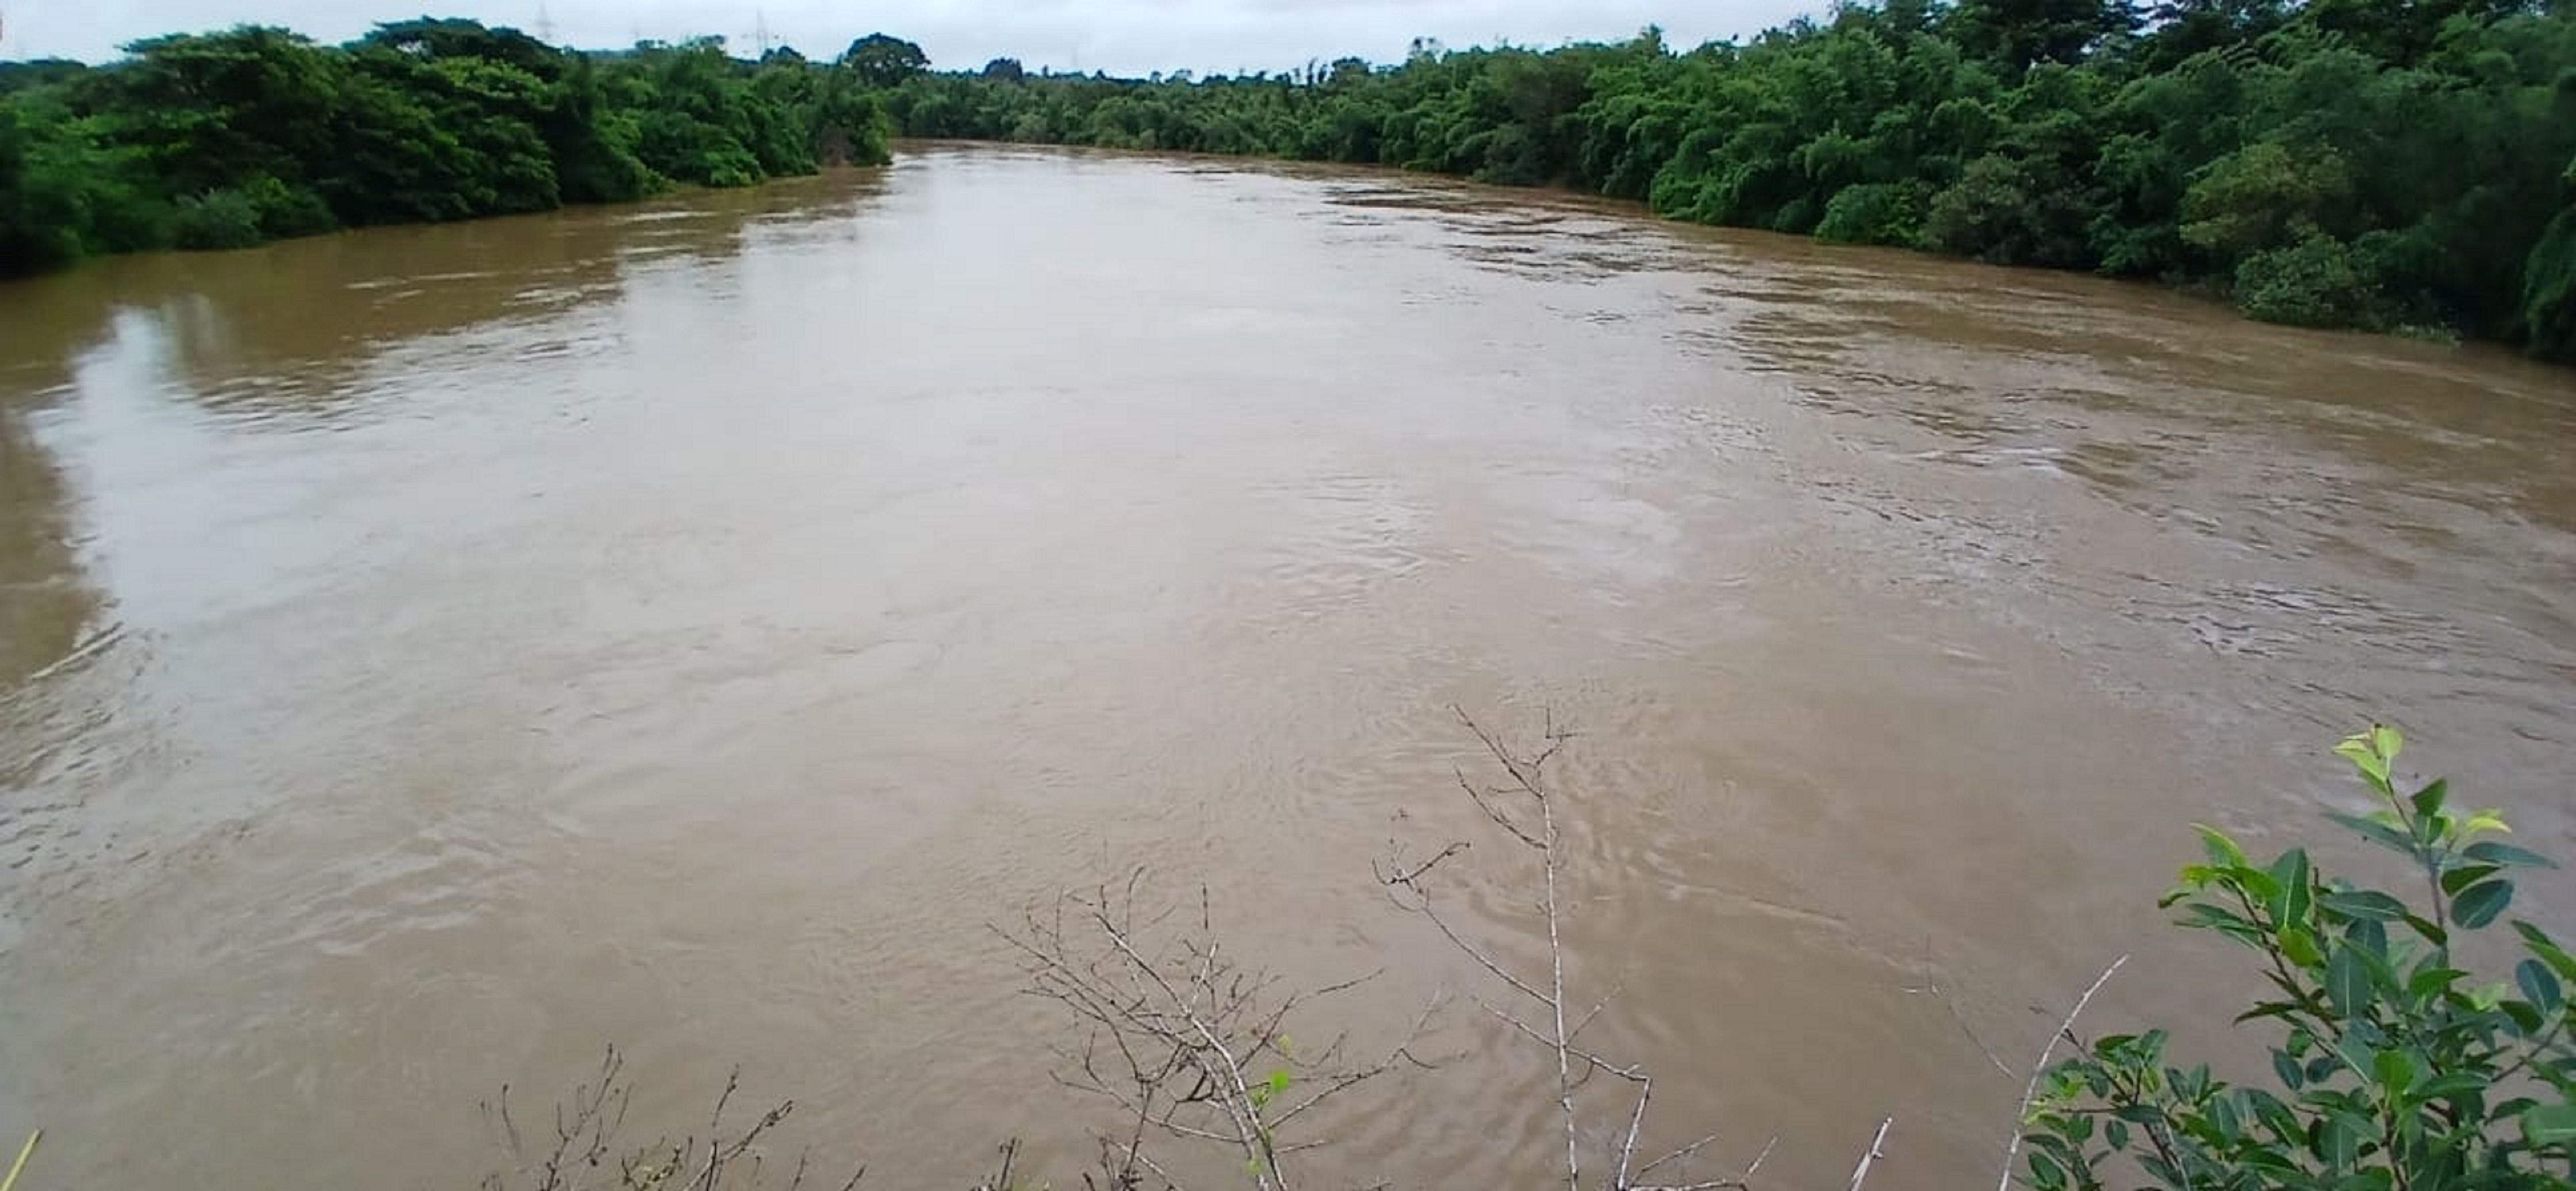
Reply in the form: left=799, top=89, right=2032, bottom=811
left=2232, top=229, right=2381, bottom=328
left=858, top=0, right=2574, bottom=359
left=1816, top=180, right=1933, bottom=245
left=1924, top=153, right=2094, bottom=266
left=0, top=18, right=892, bottom=270
left=170, top=186, right=264, bottom=249
left=839, top=33, right=929, bottom=90
left=2019, top=727, right=2576, bottom=1191
left=2524, top=205, right=2576, bottom=360
left=10, top=1, right=2576, bottom=360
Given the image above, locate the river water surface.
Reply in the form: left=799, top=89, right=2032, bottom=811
left=3, top=145, right=2573, bottom=1190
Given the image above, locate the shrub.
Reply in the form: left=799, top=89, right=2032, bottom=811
left=1922, top=154, right=2094, bottom=268
left=2521, top=208, right=2576, bottom=362
left=1816, top=182, right=1931, bottom=246
left=171, top=187, right=265, bottom=249
left=2232, top=230, right=2382, bottom=328
left=239, top=175, right=337, bottom=238
left=2020, top=727, right=2576, bottom=1191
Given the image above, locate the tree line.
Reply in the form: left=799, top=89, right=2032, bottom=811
left=7, top=3, right=2575, bottom=359
left=881, top=3, right=2576, bottom=359
left=0, top=21, right=896, bottom=275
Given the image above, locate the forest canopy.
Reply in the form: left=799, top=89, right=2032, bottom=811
left=7, top=0, right=2576, bottom=358
left=0, top=22, right=892, bottom=274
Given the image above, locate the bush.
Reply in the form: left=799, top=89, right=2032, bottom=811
left=239, top=175, right=337, bottom=238
left=2020, top=727, right=2576, bottom=1191
left=1816, top=182, right=1930, bottom=246
left=171, top=187, right=265, bottom=249
left=2521, top=208, right=2576, bottom=362
left=2232, top=230, right=2382, bottom=328
left=1922, top=155, right=2094, bottom=268
left=168, top=176, right=336, bottom=251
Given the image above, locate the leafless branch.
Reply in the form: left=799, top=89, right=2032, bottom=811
left=1002, top=877, right=1434, bottom=1191
left=1384, top=709, right=1805, bottom=1191
left=479, top=1047, right=848, bottom=1191
left=1995, top=954, right=2130, bottom=1191
left=1845, top=1117, right=1894, bottom=1191
left=1903, top=939, right=2016, bottom=1079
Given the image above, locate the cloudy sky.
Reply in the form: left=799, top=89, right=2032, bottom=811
left=5, top=0, right=1811, bottom=74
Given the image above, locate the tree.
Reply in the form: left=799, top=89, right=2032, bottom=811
left=841, top=33, right=929, bottom=90
left=980, top=56, right=1025, bottom=84
left=1948, top=0, right=2138, bottom=69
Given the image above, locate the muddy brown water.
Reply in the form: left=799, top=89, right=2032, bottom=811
left=3, top=144, right=2573, bottom=1190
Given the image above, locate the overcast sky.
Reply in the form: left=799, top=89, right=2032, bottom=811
left=5, top=0, right=1812, bottom=74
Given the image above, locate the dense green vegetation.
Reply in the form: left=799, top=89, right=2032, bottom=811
left=2022, top=726, right=2576, bottom=1190
left=877, top=6, right=2576, bottom=358
left=10, top=1, right=2576, bottom=357
left=0, top=21, right=890, bottom=274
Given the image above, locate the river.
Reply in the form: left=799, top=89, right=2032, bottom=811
left=2, top=144, right=2573, bottom=1190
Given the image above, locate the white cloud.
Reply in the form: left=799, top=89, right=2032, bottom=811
left=5, top=0, right=1810, bottom=72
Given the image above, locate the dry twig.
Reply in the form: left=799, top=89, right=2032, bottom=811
left=478, top=1046, right=856, bottom=1191
left=1383, top=708, right=1827, bottom=1191
left=1995, top=954, right=2130, bottom=1191
left=1000, top=874, right=1436, bottom=1191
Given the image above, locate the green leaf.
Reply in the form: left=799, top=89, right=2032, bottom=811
left=2519, top=959, right=2566, bottom=1015
left=2248, top=1088, right=2303, bottom=1140
left=2522, top=1104, right=2576, bottom=1147
left=2271, top=1048, right=2306, bottom=1091
left=2209, top=1090, right=2244, bottom=1138
left=2326, top=946, right=2373, bottom=1017
left=2369, top=724, right=2403, bottom=764
left=2320, top=889, right=2409, bottom=921
left=2406, top=965, right=2467, bottom=1000
left=2281, top=927, right=2324, bottom=967
left=2326, top=810, right=2416, bottom=856
left=2104, top=1117, right=2130, bottom=1150
left=2453, top=879, right=2514, bottom=929
left=2466, top=841, right=2554, bottom=869
left=2517, top=923, right=2576, bottom=982
left=2463, top=809, right=2511, bottom=837
left=2349, top=936, right=2401, bottom=998
left=2417, top=1072, right=2486, bottom=1102
left=2194, top=823, right=2248, bottom=868
left=2402, top=911, right=2451, bottom=948
left=2409, top=778, right=2447, bottom=821
left=2336, top=729, right=2391, bottom=786
left=2321, top=1109, right=2368, bottom=1167
left=2269, top=848, right=2314, bottom=927
left=2111, top=1102, right=2163, bottom=1125
left=2441, top=863, right=2501, bottom=896
left=2372, top=1048, right=2420, bottom=1096
left=2180, top=902, right=2254, bottom=932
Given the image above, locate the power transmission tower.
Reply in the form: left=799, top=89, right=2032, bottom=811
left=753, top=9, right=772, bottom=56
left=534, top=0, right=555, bottom=43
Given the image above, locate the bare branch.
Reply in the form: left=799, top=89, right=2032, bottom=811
left=1004, top=878, right=1432, bottom=1191
left=1845, top=1117, right=1894, bottom=1191
left=1904, top=940, right=2015, bottom=1079
left=1374, top=842, right=1470, bottom=888
left=1996, top=955, right=2129, bottom=1191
